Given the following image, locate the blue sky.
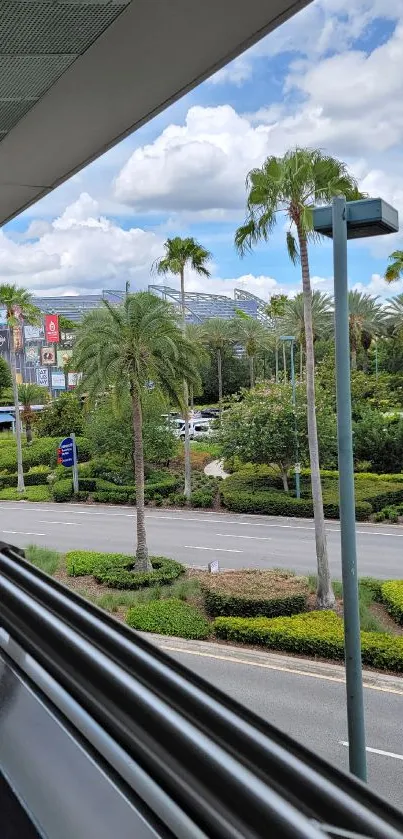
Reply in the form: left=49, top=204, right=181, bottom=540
left=2, top=0, right=403, bottom=302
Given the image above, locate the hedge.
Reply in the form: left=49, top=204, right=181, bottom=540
left=213, top=611, right=403, bottom=672
left=52, top=479, right=73, bottom=503
left=0, top=436, right=91, bottom=473
left=65, top=550, right=129, bottom=576
left=381, top=581, right=403, bottom=625
left=0, top=466, right=52, bottom=489
left=0, top=485, right=51, bottom=502
left=126, top=599, right=210, bottom=639
left=93, top=554, right=185, bottom=589
left=191, top=489, right=215, bottom=508
left=220, top=487, right=371, bottom=520
left=204, top=589, right=307, bottom=619
left=144, top=475, right=181, bottom=501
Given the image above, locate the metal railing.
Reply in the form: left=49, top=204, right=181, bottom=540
left=1, top=541, right=403, bottom=839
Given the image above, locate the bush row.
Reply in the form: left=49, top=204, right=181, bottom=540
left=0, top=436, right=91, bottom=473
left=220, top=487, right=372, bottom=520
left=126, top=598, right=210, bottom=639
left=381, top=581, right=403, bottom=625
left=0, top=465, right=51, bottom=488
left=0, top=485, right=51, bottom=502
left=213, top=611, right=403, bottom=672
left=203, top=589, right=307, bottom=619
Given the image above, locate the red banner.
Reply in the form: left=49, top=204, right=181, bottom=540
left=44, top=314, right=59, bottom=344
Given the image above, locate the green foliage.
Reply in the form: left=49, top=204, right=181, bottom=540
left=0, top=357, right=11, bottom=399
left=92, top=488, right=133, bottom=504
left=93, top=554, right=185, bottom=590
left=204, top=589, right=307, bottom=619
left=52, top=478, right=73, bottom=502
left=144, top=473, right=181, bottom=500
left=190, top=489, right=214, bottom=508
left=37, top=392, right=84, bottom=437
left=353, top=410, right=403, bottom=473
left=25, top=544, right=60, bottom=575
left=65, top=550, right=109, bottom=576
left=213, top=611, right=403, bottom=672
left=381, top=581, right=403, bottom=625
left=199, top=344, right=250, bottom=403
left=126, top=598, right=210, bottom=639
left=0, top=485, right=51, bottom=501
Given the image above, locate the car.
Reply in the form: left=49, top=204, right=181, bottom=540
left=171, top=418, right=213, bottom=440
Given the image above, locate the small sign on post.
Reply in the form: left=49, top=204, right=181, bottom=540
left=58, top=434, right=79, bottom=495
left=208, top=559, right=220, bottom=574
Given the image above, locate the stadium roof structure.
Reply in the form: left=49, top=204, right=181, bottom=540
left=0, top=0, right=311, bottom=227
left=148, top=285, right=269, bottom=324
left=33, top=290, right=125, bottom=322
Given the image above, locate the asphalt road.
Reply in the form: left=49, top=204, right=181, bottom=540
left=150, top=637, right=403, bottom=811
left=1, top=500, right=403, bottom=577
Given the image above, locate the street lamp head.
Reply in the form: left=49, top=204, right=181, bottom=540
left=313, top=197, right=398, bottom=240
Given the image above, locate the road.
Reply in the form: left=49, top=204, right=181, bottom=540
left=0, top=500, right=402, bottom=577
left=149, top=636, right=403, bottom=811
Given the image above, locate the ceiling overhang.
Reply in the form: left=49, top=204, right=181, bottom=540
left=0, top=0, right=311, bottom=226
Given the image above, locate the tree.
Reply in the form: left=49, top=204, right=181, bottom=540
left=37, top=391, right=84, bottom=438
left=231, top=313, right=271, bottom=388
left=199, top=318, right=235, bottom=413
left=0, top=285, right=40, bottom=491
left=0, top=357, right=11, bottom=401
left=385, top=250, right=403, bottom=283
left=348, top=291, right=385, bottom=371
left=235, top=148, right=361, bottom=609
left=18, top=383, right=48, bottom=444
left=265, top=294, right=288, bottom=381
left=153, top=237, right=211, bottom=501
left=281, top=291, right=333, bottom=378
left=199, top=345, right=249, bottom=403
left=73, top=291, right=200, bottom=571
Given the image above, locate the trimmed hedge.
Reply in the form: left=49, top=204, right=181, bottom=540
left=0, top=465, right=52, bottom=489
left=221, top=487, right=372, bottom=521
left=381, top=581, right=403, bottom=625
left=93, top=555, right=185, bottom=589
left=65, top=550, right=128, bottom=577
left=213, top=611, right=403, bottom=672
left=191, top=489, right=215, bottom=508
left=0, top=485, right=51, bottom=502
left=0, top=436, right=91, bottom=473
left=92, top=489, right=133, bottom=504
left=126, top=598, right=210, bottom=639
left=204, top=589, right=307, bottom=619
left=144, top=475, right=181, bottom=501
left=52, top=479, right=73, bottom=502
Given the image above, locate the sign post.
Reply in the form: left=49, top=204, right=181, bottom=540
left=58, top=434, right=79, bottom=494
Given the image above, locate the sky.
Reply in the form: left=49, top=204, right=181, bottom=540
left=2, top=0, right=403, bottom=303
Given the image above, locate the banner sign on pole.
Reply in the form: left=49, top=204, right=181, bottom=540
left=45, top=314, right=59, bottom=344
left=37, top=368, right=49, bottom=387
left=51, top=371, right=66, bottom=390
left=57, top=348, right=72, bottom=368
left=24, top=324, right=42, bottom=342
left=13, top=326, right=23, bottom=352
left=67, top=372, right=80, bottom=389
left=41, top=346, right=56, bottom=365
left=58, top=436, right=75, bottom=467
left=25, top=345, right=40, bottom=364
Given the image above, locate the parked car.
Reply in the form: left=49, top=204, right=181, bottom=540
left=171, top=418, right=213, bottom=440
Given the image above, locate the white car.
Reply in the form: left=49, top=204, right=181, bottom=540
left=171, top=418, right=213, bottom=440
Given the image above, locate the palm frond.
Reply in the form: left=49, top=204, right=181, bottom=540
left=286, top=231, right=299, bottom=264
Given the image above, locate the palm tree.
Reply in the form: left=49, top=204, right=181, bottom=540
left=231, top=313, right=271, bottom=388
left=387, top=294, right=403, bottom=333
left=153, top=237, right=211, bottom=501
left=265, top=294, right=288, bottom=382
left=385, top=251, right=403, bottom=283
left=73, top=291, right=200, bottom=571
left=235, top=148, right=361, bottom=609
left=348, top=291, right=385, bottom=371
left=281, top=292, right=334, bottom=377
left=199, top=318, right=235, bottom=412
left=0, top=285, right=40, bottom=491
left=18, top=383, right=48, bottom=444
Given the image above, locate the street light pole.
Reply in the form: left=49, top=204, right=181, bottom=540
left=332, top=195, right=367, bottom=782
left=281, top=336, right=300, bottom=500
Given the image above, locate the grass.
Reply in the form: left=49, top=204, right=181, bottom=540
left=84, top=577, right=202, bottom=615
left=200, top=569, right=308, bottom=600
left=308, top=575, right=385, bottom=633
left=25, top=544, right=61, bottom=576
left=190, top=440, right=222, bottom=458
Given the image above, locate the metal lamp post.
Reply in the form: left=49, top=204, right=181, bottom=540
left=313, top=197, right=399, bottom=782
left=280, top=335, right=300, bottom=500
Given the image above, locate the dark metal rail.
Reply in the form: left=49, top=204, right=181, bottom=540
left=0, top=542, right=403, bottom=838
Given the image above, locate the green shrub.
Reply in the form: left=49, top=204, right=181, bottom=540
left=204, top=589, right=306, bottom=618
left=78, top=478, right=97, bottom=492
left=144, top=474, right=181, bottom=501
left=381, top=581, right=403, bottom=625
left=52, top=479, right=73, bottom=502
left=191, top=489, right=214, bottom=508
left=66, top=550, right=124, bottom=576
left=92, top=489, right=134, bottom=504
left=93, top=554, right=185, bottom=589
left=0, top=484, right=51, bottom=501
left=126, top=598, right=210, bottom=639
left=169, top=492, right=187, bottom=507
left=89, top=455, right=134, bottom=485
left=0, top=472, right=18, bottom=488
left=25, top=466, right=52, bottom=486
left=213, top=611, right=403, bottom=672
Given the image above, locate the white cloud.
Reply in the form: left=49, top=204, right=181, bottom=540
left=208, top=56, right=253, bottom=86
left=0, top=193, right=164, bottom=295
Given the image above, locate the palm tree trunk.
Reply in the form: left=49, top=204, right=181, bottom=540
left=275, top=340, right=279, bottom=383
left=131, top=387, right=152, bottom=572
left=298, top=228, right=334, bottom=609
left=300, top=344, right=303, bottom=380
left=180, top=268, right=191, bottom=501
left=282, top=342, right=287, bottom=382
left=9, top=331, right=24, bottom=492
left=217, top=348, right=223, bottom=417
left=25, top=417, right=32, bottom=445
left=249, top=355, right=255, bottom=388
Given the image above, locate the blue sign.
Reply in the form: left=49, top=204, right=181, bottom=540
left=58, top=436, right=75, bottom=468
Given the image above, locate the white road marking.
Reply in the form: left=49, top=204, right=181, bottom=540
left=38, top=520, right=82, bottom=526
left=215, top=533, right=272, bottom=541
left=2, top=530, right=45, bottom=536
left=184, top=545, right=243, bottom=553
left=340, top=742, right=403, bottom=761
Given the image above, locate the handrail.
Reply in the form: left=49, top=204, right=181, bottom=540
left=1, top=542, right=403, bottom=839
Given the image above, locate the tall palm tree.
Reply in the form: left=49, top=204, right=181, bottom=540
left=231, top=313, right=271, bottom=388
left=281, top=291, right=334, bottom=378
left=0, top=285, right=40, bottom=491
left=73, top=291, right=200, bottom=571
left=235, top=148, right=361, bottom=609
left=387, top=293, right=403, bottom=333
left=199, top=318, right=235, bottom=412
left=348, top=291, right=385, bottom=371
left=18, top=383, right=48, bottom=444
left=153, top=237, right=211, bottom=501
left=385, top=251, right=403, bottom=283
left=265, top=294, right=288, bottom=382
